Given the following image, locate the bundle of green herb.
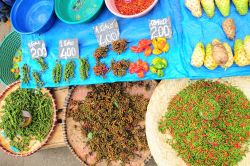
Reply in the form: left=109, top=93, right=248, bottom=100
left=79, top=58, right=89, bottom=80
left=67, top=83, right=149, bottom=163
left=64, top=61, right=75, bottom=82
left=36, top=58, right=48, bottom=72
left=21, top=64, right=30, bottom=84
left=52, top=61, right=62, bottom=84
left=0, top=88, right=54, bottom=152
left=32, top=72, right=44, bottom=87
left=159, top=81, right=250, bottom=166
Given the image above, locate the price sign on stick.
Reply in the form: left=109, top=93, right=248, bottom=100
left=94, top=19, right=120, bottom=47
left=58, top=39, right=79, bottom=59
left=149, top=17, right=172, bottom=39
left=28, top=40, right=47, bottom=59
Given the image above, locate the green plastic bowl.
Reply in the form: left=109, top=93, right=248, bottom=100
left=55, top=0, right=104, bottom=24
left=0, top=31, right=21, bottom=86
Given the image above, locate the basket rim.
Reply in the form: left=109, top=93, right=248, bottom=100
left=0, top=81, right=58, bottom=157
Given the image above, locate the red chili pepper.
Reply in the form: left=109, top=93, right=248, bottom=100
left=138, top=39, right=152, bottom=49
left=141, top=62, right=149, bottom=72
left=144, top=46, right=152, bottom=57
left=137, top=70, right=145, bottom=78
left=130, top=46, right=144, bottom=53
left=129, top=63, right=137, bottom=74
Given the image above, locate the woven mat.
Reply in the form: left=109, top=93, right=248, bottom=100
left=146, top=77, right=250, bottom=166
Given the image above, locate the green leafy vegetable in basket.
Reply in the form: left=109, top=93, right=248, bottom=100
left=64, top=61, right=75, bottom=82
left=159, top=81, right=250, bottom=166
left=79, top=58, right=89, bottom=80
left=0, top=88, right=54, bottom=152
left=36, top=58, right=48, bottom=72
left=52, top=61, right=62, bottom=84
left=21, top=64, right=30, bottom=84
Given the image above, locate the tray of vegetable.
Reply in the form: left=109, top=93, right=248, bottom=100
left=0, top=81, right=57, bottom=157
left=146, top=77, right=250, bottom=166
left=63, top=81, right=158, bottom=165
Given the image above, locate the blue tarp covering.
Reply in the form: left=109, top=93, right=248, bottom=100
left=20, top=0, right=250, bottom=88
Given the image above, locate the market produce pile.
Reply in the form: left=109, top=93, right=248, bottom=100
left=159, top=81, right=250, bottom=165
left=185, top=0, right=250, bottom=18
left=67, top=83, right=150, bottom=163
left=0, top=88, right=54, bottom=152
left=115, top=0, right=155, bottom=15
left=191, top=35, right=250, bottom=70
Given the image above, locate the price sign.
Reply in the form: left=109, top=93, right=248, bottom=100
left=94, top=19, right=120, bottom=47
left=58, top=39, right=79, bottom=59
left=149, top=17, right=172, bottom=39
left=28, top=40, right=47, bottom=59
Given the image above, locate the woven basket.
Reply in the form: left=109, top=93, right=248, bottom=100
left=0, top=81, right=57, bottom=157
left=0, top=31, right=21, bottom=85
left=146, top=77, right=250, bottom=166
left=63, top=81, right=158, bottom=165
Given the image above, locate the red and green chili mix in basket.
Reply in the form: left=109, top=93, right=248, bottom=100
left=159, top=81, right=250, bottom=166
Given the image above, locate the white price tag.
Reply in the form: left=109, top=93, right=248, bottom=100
left=94, top=19, right=120, bottom=47
left=28, top=40, right=47, bottom=59
left=58, top=39, right=79, bottom=59
left=149, top=17, right=172, bottom=39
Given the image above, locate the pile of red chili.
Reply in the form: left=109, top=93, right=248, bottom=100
left=115, top=0, right=155, bottom=15
left=159, top=81, right=250, bottom=166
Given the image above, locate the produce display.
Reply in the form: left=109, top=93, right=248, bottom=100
left=0, top=82, right=56, bottom=155
left=185, top=0, right=249, bottom=17
left=65, top=81, right=157, bottom=165
left=158, top=80, right=250, bottom=165
left=17, top=0, right=250, bottom=88
left=191, top=36, right=250, bottom=70
left=1, top=0, right=250, bottom=164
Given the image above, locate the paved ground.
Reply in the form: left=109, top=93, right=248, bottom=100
left=0, top=148, right=82, bottom=166
left=0, top=148, right=156, bottom=166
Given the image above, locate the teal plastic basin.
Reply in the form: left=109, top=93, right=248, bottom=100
left=55, top=0, right=104, bottom=24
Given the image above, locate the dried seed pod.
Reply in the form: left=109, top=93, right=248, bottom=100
left=111, top=59, right=130, bottom=77
left=112, top=39, right=127, bottom=54
left=93, top=63, right=109, bottom=77
left=222, top=18, right=236, bottom=40
left=93, top=46, right=109, bottom=61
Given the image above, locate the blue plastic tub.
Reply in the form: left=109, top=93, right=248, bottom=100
left=2, top=0, right=16, bottom=6
left=10, top=0, right=56, bottom=34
